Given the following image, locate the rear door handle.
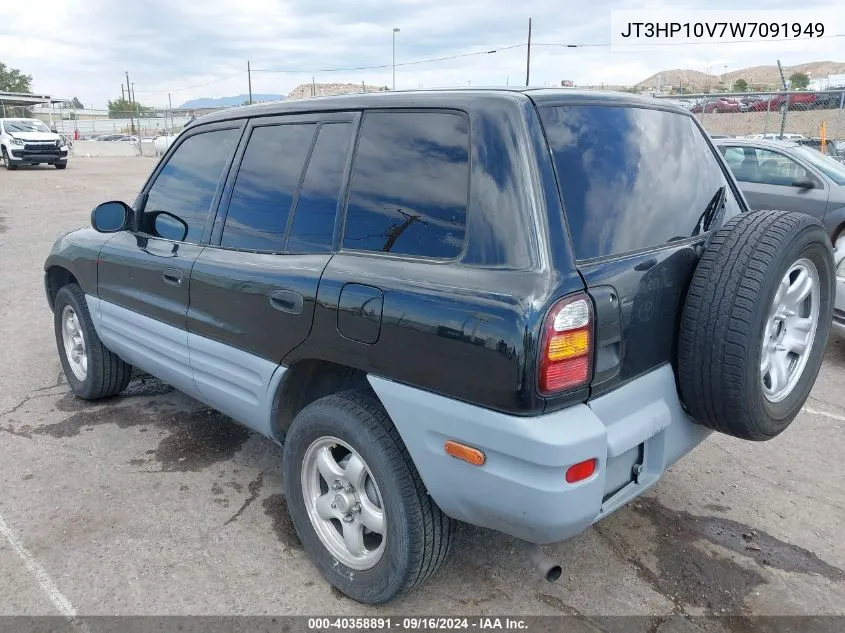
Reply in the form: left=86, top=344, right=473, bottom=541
left=162, top=268, right=183, bottom=286
left=269, top=289, right=304, bottom=315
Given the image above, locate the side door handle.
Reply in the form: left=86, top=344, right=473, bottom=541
left=269, top=289, right=304, bottom=315
left=162, top=268, right=183, bottom=286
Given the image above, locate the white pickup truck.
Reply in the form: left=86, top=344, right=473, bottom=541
left=0, top=118, right=69, bottom=170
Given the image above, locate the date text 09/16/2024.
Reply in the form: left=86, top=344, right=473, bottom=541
left=307, top=617, right=528, bottom=630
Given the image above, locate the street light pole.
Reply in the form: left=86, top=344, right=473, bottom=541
left=392, top=27, right=401, bottom=90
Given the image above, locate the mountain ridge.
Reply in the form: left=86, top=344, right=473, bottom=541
left=636, top=60, right=845, bottom=91
left=179, top=94, right=284, bottom=108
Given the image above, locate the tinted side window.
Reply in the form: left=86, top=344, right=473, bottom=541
left=287, top=122, right=354, bottom=253
left=343, top=111, right=469, bottom=258
left=540, top=106, right=742, bottom=260
left=221, top=123, right=316, bottom=252
left=145, top=128, right=240, bottom=243
left=748, top=148, right=811, bottom=186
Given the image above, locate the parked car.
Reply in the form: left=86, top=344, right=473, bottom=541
left=44, top=90, right=835, bottom=604
left=797, top=138, right=843, bottom=162
left=836, top=237, right=845, bottom=337
left=690, top=98, right=740, bottom=113
left=715, top=137, right=845, bottom=336
left=0, top=118, right=69, bottom=170
left=748, top=93, right=817, bottom=112
left=153, top=134, right=177, bottom=156
left=714, top=138, right=845, bottom=239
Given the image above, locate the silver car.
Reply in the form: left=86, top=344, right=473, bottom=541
left=836, top=236, right=845, bottom=336
left=714, top=138, right=845, bottom=335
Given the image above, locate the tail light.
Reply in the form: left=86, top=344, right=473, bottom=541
left=538, top=294, right=593, bottom=395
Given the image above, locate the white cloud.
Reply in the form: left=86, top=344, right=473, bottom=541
left=0, top=0, right=842, bottom=108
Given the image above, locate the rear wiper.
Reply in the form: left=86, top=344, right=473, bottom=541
left=692, top=185, right=727, bottom=237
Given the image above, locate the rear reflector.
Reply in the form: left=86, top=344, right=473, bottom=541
left=445, top=441, right=486, bottom=466
left=565, top=458, right=597, bottom=483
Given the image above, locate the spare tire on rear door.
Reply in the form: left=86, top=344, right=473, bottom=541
left=678, top=210, right=835, bottom=441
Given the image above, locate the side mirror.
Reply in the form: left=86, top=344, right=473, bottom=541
left=91, top=201, right=132, bottom=233
left=150, top=211, right=188, bottom=242
left=791, top=177, right=816, bottom=189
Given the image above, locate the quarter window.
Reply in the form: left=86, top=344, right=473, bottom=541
left=145, top=128, right=240, bottom=243
left=343, top=111, right=470, bottom=259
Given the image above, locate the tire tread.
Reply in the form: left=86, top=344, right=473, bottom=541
left=678, top=210, right=833, bottom=439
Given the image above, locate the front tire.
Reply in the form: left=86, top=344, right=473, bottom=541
left=55, top=163, right=67, bottom=170
left=2, top=147, right=17, bottom=170
left=53, top=284, right=132, bottom=399
left=282, top=390, right=454, bottom=603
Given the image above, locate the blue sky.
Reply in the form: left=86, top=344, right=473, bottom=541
left=1, top=0, right=842, bottom=108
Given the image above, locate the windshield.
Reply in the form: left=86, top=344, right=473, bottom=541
left=3, top=119, right=51, bottom=134
left=793, top=146, right=845, bottom=185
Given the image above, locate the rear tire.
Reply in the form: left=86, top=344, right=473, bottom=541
left=53, top=284, right=132, bottom=399
left=282, top=390, right=454, bottom=603
left=678, top=210, right=835, bottom=440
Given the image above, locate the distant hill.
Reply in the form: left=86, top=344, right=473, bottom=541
left=723, top=61, right=845, bottom=88
left=179, top=94, right=284, bottom=109
left=636, top=61, right=845, bottom=92
left=286, top=83, right=388, bottom=100
left=635, top=69, right=721, bottom=91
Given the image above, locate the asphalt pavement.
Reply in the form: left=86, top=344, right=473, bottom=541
left=1, top=158, right=844, bottom=627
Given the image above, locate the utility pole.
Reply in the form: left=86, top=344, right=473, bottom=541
left=525, top=18, right=532, bottom=87
left=121, top=85, right=125, bottom=101
left=247, top=61, right=253, bottom=105
left=392, top=27, right=401, bottom=90
left=168, top=93, right=174, bottom=134
left=312, top=76, right=317, bottom=97
left=125, top=72, right=134, bottom=135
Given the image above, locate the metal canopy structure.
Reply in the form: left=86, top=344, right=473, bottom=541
left=0, top=91, right=64, bottom=117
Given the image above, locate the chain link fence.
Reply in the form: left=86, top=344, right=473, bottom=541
left=26, top=106, right=193, bottom=140
left=653, top=90, right=845, bottom=158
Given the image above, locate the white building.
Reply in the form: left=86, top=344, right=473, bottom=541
left=809, top=73, right=845, bottom=91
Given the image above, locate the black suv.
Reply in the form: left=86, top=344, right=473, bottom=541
left=44, top=89, right=835, bottom=604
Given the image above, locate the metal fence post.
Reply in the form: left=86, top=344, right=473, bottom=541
left=779, top=90, right=789, bottom=139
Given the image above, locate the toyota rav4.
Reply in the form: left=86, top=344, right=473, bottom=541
left=43, top=89, right=835, bottom=604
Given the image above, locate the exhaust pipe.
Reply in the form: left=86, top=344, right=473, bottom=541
left=522, top=543, right=562, bottom=583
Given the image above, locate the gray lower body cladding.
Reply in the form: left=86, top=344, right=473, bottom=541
left=86, top=295, right=709, bottom=545
left=86, top=296, right=286, bottom=439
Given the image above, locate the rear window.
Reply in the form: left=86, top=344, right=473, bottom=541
left=540, top=105, right=741, bottom=260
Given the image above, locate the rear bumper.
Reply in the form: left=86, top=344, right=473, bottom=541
left=369, top=364, right=710, bottom=544
left=8, top=149, right=68, bottom=164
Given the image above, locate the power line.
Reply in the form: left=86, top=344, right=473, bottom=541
left=532, top=33, right=844, bottom=48
left=251, top=44, right=524, bottom=74
left=125, top=33, right=845, bottom=94
left=133, top=71, right=247, bottom=94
